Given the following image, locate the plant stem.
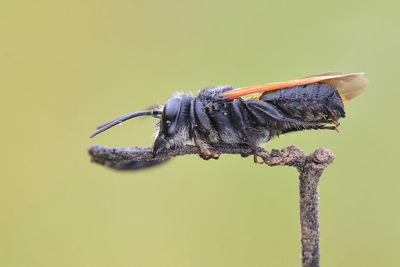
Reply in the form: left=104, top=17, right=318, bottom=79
left=87, top=145, right=335, bottom=266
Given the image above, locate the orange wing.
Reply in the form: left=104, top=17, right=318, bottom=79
left=221, top=72, right=368, bottom=103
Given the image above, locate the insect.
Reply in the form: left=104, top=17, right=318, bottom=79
left=90, top=72, right=367, bottom=168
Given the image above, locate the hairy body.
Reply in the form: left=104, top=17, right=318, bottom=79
left=153, top=83, right=345, bottom=161
left=90, top=72, right=366, bottom=167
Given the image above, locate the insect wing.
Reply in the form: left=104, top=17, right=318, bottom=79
left=221, top=72, right=367, bottom=102
left=305, top=72, right=368, bottom=103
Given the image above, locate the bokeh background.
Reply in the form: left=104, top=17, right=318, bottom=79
left=1, top=0, right=399, bottom=266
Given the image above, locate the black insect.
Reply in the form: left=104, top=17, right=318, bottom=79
left=90, top=72, right=367, bottom=169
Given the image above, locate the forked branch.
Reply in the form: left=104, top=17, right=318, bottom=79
left=87, top=144, right=335, bottom=267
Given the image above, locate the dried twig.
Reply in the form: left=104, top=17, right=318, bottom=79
left=87, top=144, right=335, bottom=267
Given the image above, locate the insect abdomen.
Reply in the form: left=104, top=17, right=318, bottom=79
left=260, top=83, right=345, bottom=123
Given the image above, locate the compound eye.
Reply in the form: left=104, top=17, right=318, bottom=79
left=162, top=97, right=182, bottom=137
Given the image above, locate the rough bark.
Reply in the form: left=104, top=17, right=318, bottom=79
left=87, top=144, right=335, bottom=267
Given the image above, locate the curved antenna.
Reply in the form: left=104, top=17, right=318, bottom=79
left=90, top=110, right=162, bottom=138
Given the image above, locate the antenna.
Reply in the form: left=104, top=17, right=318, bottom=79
left=90, top=110, right=161, bottom=138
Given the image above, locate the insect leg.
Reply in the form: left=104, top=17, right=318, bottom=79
left=231, top=99, right=263, bottom=164
left=231, top=99, right=247, bottom=138
left=190, top=99, right=219, bottom=160
left=326, top=109, right=340, bottom=132
left=194, top=99, right=213, bottom=131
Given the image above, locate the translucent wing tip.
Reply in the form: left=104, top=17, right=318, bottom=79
left=341, top=73, right=368, bottom=102
left=328, top=72, right=367, bottom=103
left=305, top=72, right=368, bottom=103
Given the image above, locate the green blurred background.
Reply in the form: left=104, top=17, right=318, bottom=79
left=1, top=0, right=399, bottom=266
